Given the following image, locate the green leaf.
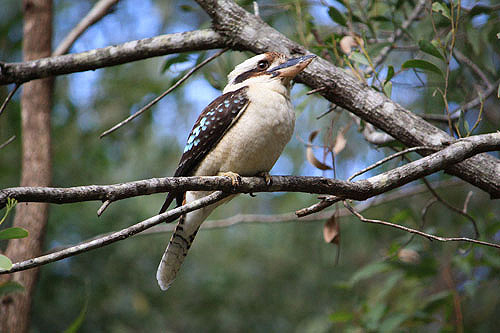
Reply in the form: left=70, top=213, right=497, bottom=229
left=161, top=53, right=190, bottom=73
left=368, top=42, right=392, bottom=58
left=383, top=81, right=392, bottom=98
left=328, top=6, right=347, bottom=26
left=497, top=82, right=500, bottom=98
left=418, top=40, right=444, bottom=60
left=371, top=15, right=391, bottom=22
left=329, top=311, right=353, bottom=323
left=0, top=254, right=13, bottom=270
left=349, top=51, right=370, bottom=66
left=0, top=198, right=17, bottom=226
left=0, top=227, right=28, bottom=240
left=385, top=66, right=395, bottom=83
left=0, top=281, right=24, bottom=297
left=364, top=303, right=387, bottom=331
left=379, top=313, right=410, bottom=332
left=350, top=262, right=390, bottom=285
left=64, top=297, right=89, bottom=333
left=432, top=2, right=450, bottom=20
left=402, top=59, right=443, bottom=76
left=463, top=119, right=470, bottom=133
left=179, top=4, right=195, bottom=12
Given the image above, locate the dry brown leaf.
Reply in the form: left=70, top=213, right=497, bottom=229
left=323, top=214, right=340, bottom=244
left=306, top=130, right=332, bottom=170
left=339, top=35, right=364, bottom=55
left=333, top=132, right=347, bottom=155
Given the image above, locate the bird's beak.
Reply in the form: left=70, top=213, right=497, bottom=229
left=267, top=54, right=316, bottom=79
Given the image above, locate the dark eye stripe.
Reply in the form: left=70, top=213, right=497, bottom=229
left=233, top=68, right=262, bottom=84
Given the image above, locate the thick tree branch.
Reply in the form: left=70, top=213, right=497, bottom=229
left=194, top=0, right=500, bottom=199
left=0, top=29, right=226, bottom=85
left=1, top=133, right=498, bottom=209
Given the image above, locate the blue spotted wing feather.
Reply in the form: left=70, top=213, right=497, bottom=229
left=159, top=86, right=249, bottom=213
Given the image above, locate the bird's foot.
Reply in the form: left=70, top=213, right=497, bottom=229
left=258, top=171, right=273, bottom=186
left=219, top=171, right=242, bottom=186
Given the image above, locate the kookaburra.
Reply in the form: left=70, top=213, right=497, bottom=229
left=157, top=52, right=316, bottom=290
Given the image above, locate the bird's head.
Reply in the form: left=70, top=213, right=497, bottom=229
left=224, top=52, right=316, bottom=94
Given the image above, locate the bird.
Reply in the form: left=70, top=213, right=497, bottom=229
left=156, top=51, right=316, bottom=290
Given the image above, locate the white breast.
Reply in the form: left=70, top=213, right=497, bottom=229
left=194, top=84, right=295, bottom=177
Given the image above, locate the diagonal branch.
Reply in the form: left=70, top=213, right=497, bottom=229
left=0, top=29, right=226, bottom=85
left=53, top=0, right=120, bottom=57
left=0, top=191, right=229, bottom=275
left=1, top=133, right=498, bottom=209
left=99, top=48, right=228, bottom=138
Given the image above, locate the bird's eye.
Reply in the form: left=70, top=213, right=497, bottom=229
left=257, top=60, right=269, bottom=70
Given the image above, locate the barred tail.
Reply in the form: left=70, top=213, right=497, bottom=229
left=156, top=214, right=200, bottom=290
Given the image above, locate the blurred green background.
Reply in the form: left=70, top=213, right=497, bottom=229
left=1, top=0, right=499, bottom=331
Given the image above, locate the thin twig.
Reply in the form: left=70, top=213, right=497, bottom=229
left=296, top=196, right=342, bottom=217
left=253, top=1, right=260, bottom=17
left=315, top=104, right=336, bottom=120
left=97, top=199, right=112, bottom=217
left=343, top=200, right=500, bottom=249
left=421, top=178, right=479, bottom=238
left=0, top=135, right=16, bottom=150
left=453, top=49, right=492, bottom=88
left=0, top=84, right=20, bottom=117
left=306, top=86, right=326, bottom=95
left=53, top=0, right=120, bottom=56
left=463, top=191, right=473, bottom=212
left=0, top=191, right=230, bottom=274
left=348, top=146, right=438, bottom=181
left=100, top=48, right=228, bottom=138
left=422, top=80, right=500, bottom=123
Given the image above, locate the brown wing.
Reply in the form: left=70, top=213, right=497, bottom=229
left=159, top=86, right=249, bottom=213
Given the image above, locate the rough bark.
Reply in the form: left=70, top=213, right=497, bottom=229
left=0, top=1, right=53, bottom=332
left=0, top=29, right=226, bottom=84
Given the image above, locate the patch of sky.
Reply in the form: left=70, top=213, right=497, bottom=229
left=390, top=68, right=424, bottom=106
left=310, top=0, right=343, bottom=26
left=271, top=154, right=295, bottom=176
left=69, top=70, right=100, bottom=109
left=471, top=13, right=490, bottom=28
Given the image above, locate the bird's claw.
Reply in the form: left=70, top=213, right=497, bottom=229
left=258, top=172, right=273, bottom=186
left=220, top=171, right=242, bottom=187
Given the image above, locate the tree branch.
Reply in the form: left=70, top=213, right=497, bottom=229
left=52, top=0, right=120, bottom=57
left=343, top=201, right=500, bottom=249
left=0, top=191, right=230, bottom=275
left=1, top=133, right=498, bottom=209
left=0, top=29, right=226, bottom=85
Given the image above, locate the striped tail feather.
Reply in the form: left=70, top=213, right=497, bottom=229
left=156, top=214, right=200, bottom=290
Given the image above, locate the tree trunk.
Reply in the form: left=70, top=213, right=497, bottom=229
left=0, top=0, right=53, bottom=332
